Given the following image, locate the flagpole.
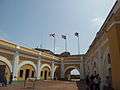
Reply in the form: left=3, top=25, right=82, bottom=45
left=78, top=34, right=80, bottom=54
left=65, top=38, right=67, bottom=52
left=49, top=33, right=56, bottom=53
left=62, top=35, right=67, bottom=52
left=53, top=36, right=55, bottom=53
left=75, top=32, right=80, bottom=54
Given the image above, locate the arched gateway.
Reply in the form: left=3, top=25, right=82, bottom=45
left=0, top=56, right=12, bottom=82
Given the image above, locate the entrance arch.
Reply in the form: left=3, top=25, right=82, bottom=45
left=64, top=66, right=80, bottom=80
left=17, top=61, right=37, bottom=80
left=0, top=56, right=12, bottom=72
left=0, top=56, right=12, bottom=82
left=40, top=64, right=51, bottom=80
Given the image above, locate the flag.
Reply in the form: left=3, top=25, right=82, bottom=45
left=75, top=32, right=79, bottom=37
left=62, top=35, right=66, bottom=39
left=49, top=33, right=55, bottom=37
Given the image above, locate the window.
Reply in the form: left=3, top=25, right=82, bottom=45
left=108, top=68, right=112, bottom=76
left=41, top=71, right=43, bottom=77
left=94, top=62, right=96, bottom=67
left=20, top=70, right=23, bottom=77
left=108, top=54, right=111, bottom=64
left=31, top=71, right=34, bottom=78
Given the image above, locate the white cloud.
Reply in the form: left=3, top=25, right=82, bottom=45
left=91, top=17, right=104, bottom=27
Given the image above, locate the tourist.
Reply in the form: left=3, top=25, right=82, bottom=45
left=94, top=74, right=101, bottom=90
left=85, top=75, right=90, bottom=90
left=0, top=72, right=7, bottom=87
left=103, top=76, right=113, bottom=90
left=90, top=74, right=95, bottom=90
left=0, top=71, right=3, bottom=86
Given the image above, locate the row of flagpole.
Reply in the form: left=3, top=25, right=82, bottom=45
left=49, top=32, right=80, bottom=54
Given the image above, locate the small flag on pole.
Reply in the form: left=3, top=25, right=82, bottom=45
left=61, top=35, right=66, bottom=39
left=49, top=33, right=55, bottom=37
left=75, top=32, right=79, bottom=37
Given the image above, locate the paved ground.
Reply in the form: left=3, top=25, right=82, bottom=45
left=0, top=80, right=86, bottom=90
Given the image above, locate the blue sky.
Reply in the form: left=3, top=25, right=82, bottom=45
left=0, top=0, right=116, bottom=54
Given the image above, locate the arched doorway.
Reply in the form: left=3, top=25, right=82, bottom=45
left=64, top=66, right=80, bottom=81
left=0, top=56, right=12, bottom=82
left=0, top=61, right=11, bottom=82
left=17, top=61, right=37, bottom=80
left=17, top=64, right=36, bottom=80
left=40, top=64, right=51, bottom=80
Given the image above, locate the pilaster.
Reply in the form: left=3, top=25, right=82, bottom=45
left=36, top=57, right=41, bottom=79
left=51, top=61, right=55, bottom=80
left=13, top=51, right=19, bottom=81
left=60, top=61, right=64, bottom=79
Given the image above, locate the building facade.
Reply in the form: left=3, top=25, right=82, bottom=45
left=0, top=0, right=120, bottom=90
left=85, top=1, right=120, bottom=89
left=0, top=39, right=84, bottom=82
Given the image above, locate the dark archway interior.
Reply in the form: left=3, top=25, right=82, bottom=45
left=41, top=66, right=51, bottom=80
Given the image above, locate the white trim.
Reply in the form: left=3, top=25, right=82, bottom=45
left=54, top=66, right=58, bottom=72
left=40, top=64, right=51, bottom=71
left=0, top=56, right=12, bottom=72
left=113, top=1, right=120, bottom=14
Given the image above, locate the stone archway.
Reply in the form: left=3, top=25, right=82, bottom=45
left=0, top=56, right=12, bottom=82
left=64, top=66, right=80, bottom=80
left=40, top=64, right=51, bottom=80
left=17, top=61, right=37, bottom=80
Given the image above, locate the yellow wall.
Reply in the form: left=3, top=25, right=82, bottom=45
left=17, top=64, right=35, bottom=80
left=107, top=24, right=120, bottom=90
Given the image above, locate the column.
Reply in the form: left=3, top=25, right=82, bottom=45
left=12, top=51, right=19, bottom=81
left=36, top=57, right=41, bottom=79
left=80, top=56, right=85, bottom=80
left=60, top=61, right=64, bottom=79
left=51, top=61, right=55, bottom=80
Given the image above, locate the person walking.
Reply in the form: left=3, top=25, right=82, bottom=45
left=3, top=73, right=7, bottom=86
left=94, top=74, right=101, bottom=90
left=0, top=71, right=3, bottom=86
left=103, top=76, right=113, bottom=90
left=90, top=74, right=95, bottom=90
left=85, top=75, right=90, bottom=90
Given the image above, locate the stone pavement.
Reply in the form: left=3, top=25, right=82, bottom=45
left=0, top=80, right=86, bottom=90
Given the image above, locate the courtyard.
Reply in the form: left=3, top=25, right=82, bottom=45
left=0, top=80, right=85, bottom=90
left=0, top=0, right=120, bottom=89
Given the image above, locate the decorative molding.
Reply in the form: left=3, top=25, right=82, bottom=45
left=0, top=56, right=12, bottom=72
left=64, top=66, right=77, bottom=74
left=40, top=64, right=51, bottom=71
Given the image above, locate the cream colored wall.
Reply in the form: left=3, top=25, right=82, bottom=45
left=107, top=24, right=120, bottom=90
